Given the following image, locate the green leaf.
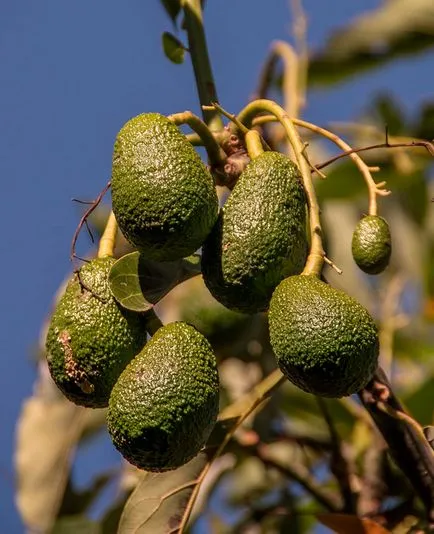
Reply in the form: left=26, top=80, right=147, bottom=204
left=15, top=385, right=86, bottom=532
left=58, top=472, right=114, bottom=517
left=402, top=376, right=434, bottom=425
left=160, top=0, right=181, bottom=26
left=52, top=516, right=101, bottom=534
left=118, top=452, right=208, bottom=533
left=162, top=31, right=186, bottom=64
left=307, top=0, right=434, bottom=86
left=108, top=251, right=201, bottom=312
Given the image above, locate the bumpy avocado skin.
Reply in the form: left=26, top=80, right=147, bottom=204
left=45, top=257, right=148, bottom=408
left=202, top=152, right=308, bottom=314
left=269, top=275, right=379, bottom=397
left=352, top=215, right=391, bottom=274
left=107, top=322, right=219, bottom=472
left=111, top=113, right=218, bottom=261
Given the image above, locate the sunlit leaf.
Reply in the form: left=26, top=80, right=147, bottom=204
left=108, top=251, right=201, bottom=312
left=160, top=0, right=181, bottom=27
left=118, top=452, right=208, bottom=533
left=162, top=31, right=186, bottom=64
left=307, top=0, right=434, bottom=86
left=15, top=386, right=86, bottom=532
left=52, top=515, right=101, bottom=534
left=317, top=513, right=391, bottom=533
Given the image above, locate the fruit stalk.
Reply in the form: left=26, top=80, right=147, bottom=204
left=181, top=0, right=223, bottom=131
left=168, top=111, right=225, bottom=166
left=97, top=211, right=117, bottom=258
left=236, top=99, right=325, bottom=277
left=244, top=129, right=264, bottom=160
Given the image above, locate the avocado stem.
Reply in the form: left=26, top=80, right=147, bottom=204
left=252, top=115, right=392, bottom=216
left=245, top=130, right=264, bottom=160
left=97, top=211, right=117, bottom=258
left=236, top=99, right=325, bottom=277
left=168, top=111, right=225, bottom=167
left=181, top=0, right=223, bottom=132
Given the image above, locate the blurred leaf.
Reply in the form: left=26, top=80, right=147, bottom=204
left=101, top=495, right=132, bottom=534
left=415, top=101, right=434, bottom=139
left=58, top=471, right=114, bottom=517
left=315, top=161, right=366, bottom=201
left=317, top=513, right=391, bottom=533
left=109, top=252, right=201, bottom=312
left=162, top=32, right=186, bottom=64
left=402, top=376, right=434, bottom=425
left=372, top=94, right=406, bottom=135
left=118, top=452, right=208, bottom=533
left=160, top=0, right=181, bottom=26
left=15, top=394, right=86, bottom=532
left=52, top=515, right=101, bottom=534
left=308, top=0, right=434, bottom=86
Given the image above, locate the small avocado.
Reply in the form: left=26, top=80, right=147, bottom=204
left=269, top=275, right=379, bottom=397
left=202, top=151, right=308, bottom=314
left=352, top=215, right=391, bottom=274
left=111, top=113, right=218, bottom=261
left=107, top=322, right=219, bottom=472
left=45, top=257, right=148, bottom=408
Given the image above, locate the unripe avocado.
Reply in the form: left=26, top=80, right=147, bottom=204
left=269, top=275, right=379, bottom=397
left=202, top=151, right=308, bottom=314
left=107, top=322, right=219, bottom=472
left=352, top=215, right=391, bottom=274
left=45, top=257, right=148, bottom=408
left=111, top=113, right=218, bottom=261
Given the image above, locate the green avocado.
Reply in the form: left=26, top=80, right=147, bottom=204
left=45, top=257, right=148, bottom=408
left=352, top=215, right=391, bottom=274
left=201, top=151, right=308, bottom=314
left=107, top=322, right=219, bottom=472
left=111, top=113, right=218, bottom=261
left=268, top=275, right=379, bottom=397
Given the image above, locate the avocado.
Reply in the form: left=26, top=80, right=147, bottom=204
left=111, top=113, right=218, bottom=261
left=268, top=275, right=379, bottom=397
left=107, top=322, right=219, bottom=472
left=352, top=215, right=391, bottom=274
left=45, top=257, right=148, bottom=408
left=201, top=151, right=308, bottom=314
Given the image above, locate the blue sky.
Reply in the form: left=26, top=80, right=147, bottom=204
left=1, top=1, right=433, bottom=531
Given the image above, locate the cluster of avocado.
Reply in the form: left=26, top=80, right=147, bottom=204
left=46, top=112, right=390, bottom=472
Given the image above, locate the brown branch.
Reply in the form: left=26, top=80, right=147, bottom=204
left=316, top=140, right=434, bottom=171
left=358, top=366, right=434, bottom=527
left=70, top=180, right=111, bottom=262
left=316, top=397, right=356, bottom=513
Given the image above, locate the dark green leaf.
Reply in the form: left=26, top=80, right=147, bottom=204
left=52, top=516, right=101, bottom=534
left=109, top=251, right=201, bottom=312
left=162, top=31, right=186, bottom=64
left=372, top=94, right=406, bottom=136
left=101, top=494, right=132, bottom=534
left=160, top=0, right=181, bottom=26
left=415, top=101, right=434, bottom=140
left=315, top=161, right=366, bottom=201
left=58, top=472, right=114, bottom=517
left=118, top=452, right=208, bottom=533
left=306, top=0, right=434, bottom=87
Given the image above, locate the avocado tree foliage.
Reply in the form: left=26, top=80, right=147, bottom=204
left=15, top=1, right=434, bottom=533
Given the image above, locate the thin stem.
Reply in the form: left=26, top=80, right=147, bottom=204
left=168, top=111, right=225, bottom=166
left=316, top=397, right=356, bottom=513
left=256, top=444, right=341, bottom=512
left=245, top=130, right=264, bottom=160
left=177, top=369, right=286, bottom=532
left=181, top=0, right=223, bottom=131
left=252, top=115, right=391, bottom=216
left=236, top=99, right=324, bottom=277
left=97, top=211, right=117, bottom=258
